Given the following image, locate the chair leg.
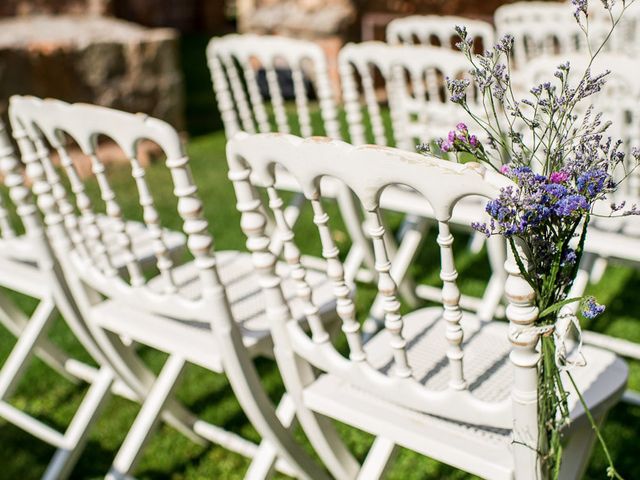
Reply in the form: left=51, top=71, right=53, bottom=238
left=590, top=256, right=608, bottom=283
left=276, top=348, right=360, bottom=480
left=390, top=215, right=425, bottom=308
left=476, top=271, right=506, bottom=323
left=0, top=297, right=57, bottom=399
left=356, top=437, right=397, bottom=480
left=559, top=412, right=607, bottom=480
left=336, top=186, right=377, bottom=281
left=244, top=393, right=298, bottom=480
left=0, top=291, right=76, bottom=382
left=106, top=354, right=186, bottom=480
left=85, top=325, right=203, bottom=445
left=42, top=366, right=114, bottom=480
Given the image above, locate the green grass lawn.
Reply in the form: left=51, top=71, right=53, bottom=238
left=0, top=127, right=638, bottom=479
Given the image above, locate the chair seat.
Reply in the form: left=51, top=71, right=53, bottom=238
left=91, top=250, right=337, bottom=371
left=303, top=308, right=628, bottom=480
left=0, top=215, right=185, bottom=268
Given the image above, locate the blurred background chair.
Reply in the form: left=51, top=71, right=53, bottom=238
left=206, top=33, right=380, bottom=299
left=338, top=41, right=506, bottom=325
left=514, top=53, right=640, bottom=405
left=386, top=14, right=494, bottom=52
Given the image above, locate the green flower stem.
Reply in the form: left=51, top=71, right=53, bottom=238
left=566, top=372, right=624, bottom=480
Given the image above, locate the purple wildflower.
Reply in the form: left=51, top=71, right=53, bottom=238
left=555, top=194, right=588, bottom=216
left=549, top=171, right=570, bottom=184
left=561, top=248, right=577, bottom=266
left=577, top=169, right=608, bottom=199
left=582, top=297, right=606, bottom=320
left=438, top=138, right=453, bottom=152
left=544, top=183, right=568, bottom=198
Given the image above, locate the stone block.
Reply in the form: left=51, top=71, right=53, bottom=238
left=0, top=15, right=185, bottom=130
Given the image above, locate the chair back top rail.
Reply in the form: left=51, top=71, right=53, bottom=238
left=227, top=132, right=517, bottom=428
left=9, top=96, right=228, bottom=322
left=207, top=33, right=340, bottom=140
left=386, top=15, right=495, bottom=51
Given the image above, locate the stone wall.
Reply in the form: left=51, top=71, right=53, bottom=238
left=0, top=15, right=185, bottom=129
left=0, top=0, right=110, bottom=16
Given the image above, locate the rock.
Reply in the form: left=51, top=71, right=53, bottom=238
left=0, top=15, right=185, bottom=130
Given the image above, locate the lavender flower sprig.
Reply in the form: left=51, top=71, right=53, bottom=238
left=422, top=1, right=639, bottom=478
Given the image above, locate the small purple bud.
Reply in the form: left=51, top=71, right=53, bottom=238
left=469, top=135, right=479, bottom=148
left=549, top=171, right=569, bottom=184
left=440, top=140, right=453, bottom=152
left=456, top=122, right=468, bottom=132
left=582, top=297, right=605, bottom=320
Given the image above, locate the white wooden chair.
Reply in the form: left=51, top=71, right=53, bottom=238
left=338, top=41, right=505, bottom=323
left=339, top=41, right=481, bottom=149
left=6, top=96, right=219, bottom=479
left=494, top=1, right=613, bottom=69
left=386, top=15, right=495, bottom=52
left=227, top=132, right=628, bottom=480
left=206, top=33, right=378, bottom=296
left=206, top=33, right=340, bottom=139
left=12, top=96, right=340, bottom=480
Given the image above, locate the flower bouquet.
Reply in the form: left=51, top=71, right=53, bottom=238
left=422, top=1, right=640, bottom=478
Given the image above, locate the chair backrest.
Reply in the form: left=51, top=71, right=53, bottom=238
left=207, top=33, right=340, bottom=139
left=9, top=96, right=231, bottom=325
left=516, top=53, right=640, bottom=199
left=0, top=118, right=52, bottom=265
left=386, top=15, right=495, bottom=52
left=0, top=121, right=20, bottom=245
left=338, top=41, right=478, bottom=151
left=226, top=132, right=518, bottom=429
left=494, top=1, right=610, bottom=69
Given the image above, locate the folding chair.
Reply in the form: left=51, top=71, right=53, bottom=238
left=227, top=132, right=627, bottom=480
left=13, top=96, right=339, bottom=479
left=4, top=95, right=226, bottom=478
left=0, top=116, right=122, bottom=478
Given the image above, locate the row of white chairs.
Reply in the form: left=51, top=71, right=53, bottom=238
left=0, top=96, right=628, bottom=479
left=388, top=1, right=640, bottom=67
